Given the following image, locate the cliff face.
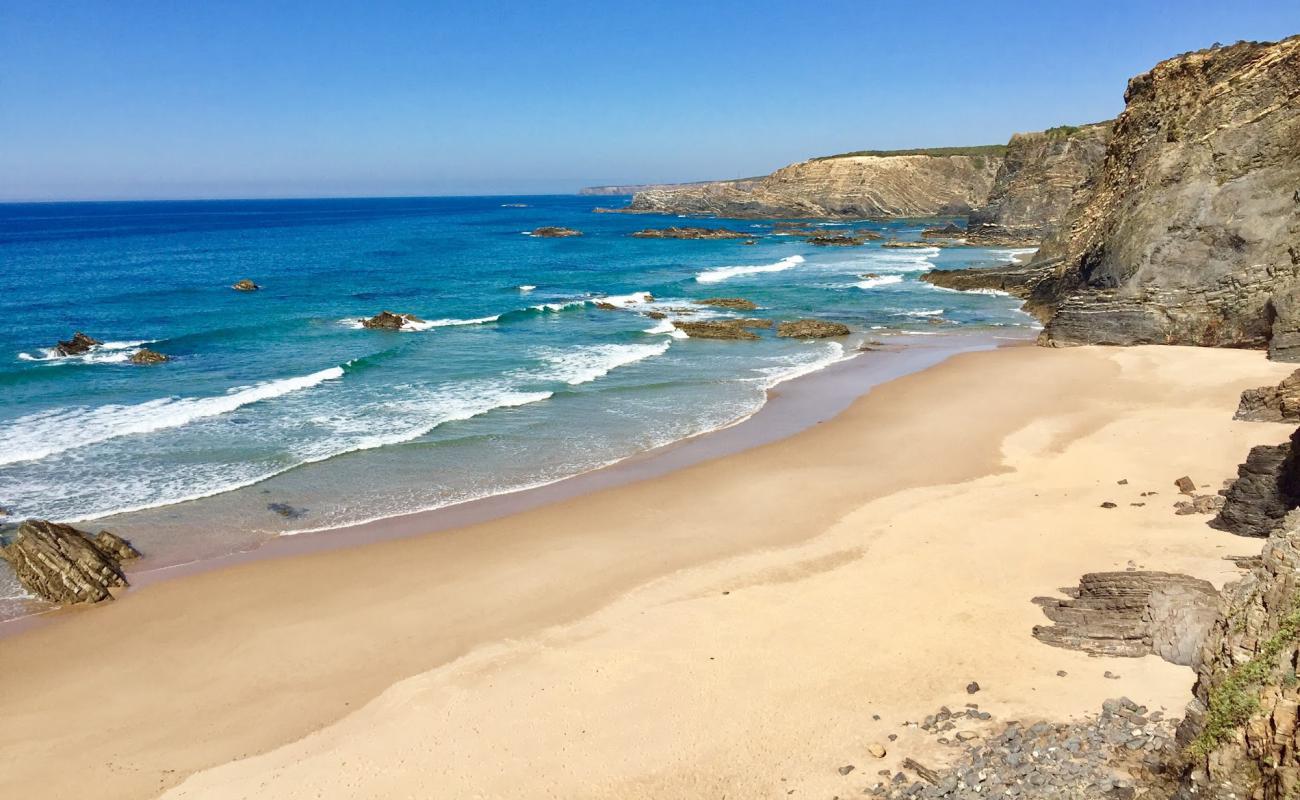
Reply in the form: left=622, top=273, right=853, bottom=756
left=966, top=122, right=1111, bottom=243
left=1028, top=37, right=1300, bottom=352
left=622, top=153, right=1003, bottom=219
left=578, top=178, right=761, bottom=196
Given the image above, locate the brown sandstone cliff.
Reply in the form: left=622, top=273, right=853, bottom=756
left=1025, top=37, right=1300, bottom=352
left=619, top=151, right=1004, bottom=219
left=966, top=122, right=1111, bottom=244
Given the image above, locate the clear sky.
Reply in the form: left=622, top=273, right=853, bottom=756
left=3, top=0, right=1298, bottom=201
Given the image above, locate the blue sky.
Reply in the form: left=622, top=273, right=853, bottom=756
left=2, top=0, right=1298, bottom=200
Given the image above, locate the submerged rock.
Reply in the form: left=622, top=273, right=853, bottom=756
left=361, top=311, right=425, bottom=330
left=777, top=319, right=851, bottom=338
left=676, top=321, right=760, bottom=340
left=0, top=520, right=140, bottom=605
left=1235, top=369, right=1300, bottom=422
left=629, top=226, right=749, bottom=239
left=55, top=332, right=101, bottom=356
left=129, top=348, right=169, bottom=365
left=231, top=279, right=261, bottom=291
left=698, top=297, right=758, bottom=311
left=531, top=226, right=582, bottom=237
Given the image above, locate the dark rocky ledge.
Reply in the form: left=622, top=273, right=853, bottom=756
left=0, top=519, right=140, bottom=605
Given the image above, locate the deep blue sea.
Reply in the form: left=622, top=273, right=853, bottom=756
left=0, top=195, right=1035, bottom=613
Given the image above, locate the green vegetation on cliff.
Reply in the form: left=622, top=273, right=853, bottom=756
left=811, top=144, right=1008, bottom=162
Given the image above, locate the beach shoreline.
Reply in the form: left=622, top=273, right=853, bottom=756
left=1, top=343, right=1291, bottom=800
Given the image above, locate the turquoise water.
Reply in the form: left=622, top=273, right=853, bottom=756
left=0, top=195, right=1035, bottom=611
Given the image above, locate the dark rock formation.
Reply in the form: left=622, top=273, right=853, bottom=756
left=922, top=260, right=1057, bottom=308
left=698, top=297, right=758, bottom=311
left=1236, top=369, right=1300, bottom=422
left=1032, top=571, right=1220, bottom=665
left=622, top=151, right=1003, bottom=219
left=55, top=332, right=101, bottom=356
left=1210, top=431, right=1300, bottom=538
left=531, top=226, right=582, bottom=238
left=676, top=321, right=760, bottom=340
left=129, top=348, right=169, bottom=365
left=734, top=318, right=773, bottom=329
left=231, top=279, right=260, bottom=292
left=1025, top=37, right=1300, bottom=352
left=921, top=222, right=967, bottom=238
left=0, top=520, right=140, bottom=604
left=1176, top=508, right=1300, bottom=798
left=777, top=319, right=851, bottom=338
left=966, top=122, right=1111, bottom=244
left=629, top=226, right=749, bottom=239
left=806, top=233, right=873, bottom=246
left=361, top=311, right=425, bottom=330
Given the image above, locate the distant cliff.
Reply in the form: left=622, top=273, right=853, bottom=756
left=616, top=147, right=1005, bottom=219
left=966, top=122, right=1111, bottom=243
left=1029, top=37, right=1300, bottom=352
left=578, top=178, right=761, bottom=196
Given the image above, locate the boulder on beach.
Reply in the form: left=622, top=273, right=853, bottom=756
left=1235, top=369, right=1300, bottom=422
left=231, top=279, right=261, bottom=292
left=55, top=332, right=101, bottom=356
left=129, top=348, right=169, bottom=365
left=698, top=297, right=758, bottom=311
left=676, top=321, right=760, bottom=340
left=777, top=319, right=851, bottom=338
left=531, top=226, right=582, bottom=238
left=361, top=311, right=425, bottom=330
left=0, top=519, right=140, bottom=605
left=629, top=226, right=749, bottom=240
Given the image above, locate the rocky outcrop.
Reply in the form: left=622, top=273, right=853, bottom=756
left=921, top=260, right=1058, bottom=308
left=1023, top=37, right=1300, bottom=352
left=676, top=321, right=760, bottom=340
left=129, top=348, right=169, bottom=365
left=0, top=520, right=140, bottom=604
left=581, top=178, right=763, bottom=197
left=1176, top=509, right=1300, bottom=798
left=1236, top=369, right=1300, bottom=422
left=807, top=233, right=876, bottom=247
left=531, top=226, right=582, bottom=237
left=55, top=332, right=101, bottom=356
left=966, top=122, right=1111, bottom=244
left=621, top=151, right=1003, bottom=219
left=698, top=297, right=758, bottom=311
left=361, top=311, right=425, bottom=330
left=231, top=279, right=260, bottom=292
left=629, top=226, right=749, bottom=239
left=777, top=319, right=851, bottom=338
left=1032, top=571, right=1220, bottom=665
left=1210, top=430, right=1300, bottom=538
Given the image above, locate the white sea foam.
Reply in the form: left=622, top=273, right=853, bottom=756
left=517, top=285, right=537, bottom=292
left=856, top=275, right=904, bottom=290
left=537, top=342, right=671, bottom=385
left=759, top=341, right=849, bottom=388
left=17, top=339, right=155, bottom=365
left=0, top=366, right=344, bottom=466
left=597, top=291, right=654, bottom=308
left=643, top=319, right=688, bottom=339
left=426, top=315, right=500, bottom=327
left=695, top=255, right=805, bottom=284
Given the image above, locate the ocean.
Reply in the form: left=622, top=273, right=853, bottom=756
left=0, top=195, right=1036, bottom=617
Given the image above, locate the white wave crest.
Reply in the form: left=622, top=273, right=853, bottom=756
left=0, top=366, right=344, bottom=466
left=538, top=342, right=671, bottom=386
left=426, top=315, right=500, bottom=327
left=517, top=285, right=536, bottom=292
left=856, top=275, right=904, bottom=290
left=903, top=308, right=945, bottom=317
left=643, top=319, right=688, bottom=339
left=695, top=255, right=805, bottom=284
left=597, top=291, right=654, bottom=308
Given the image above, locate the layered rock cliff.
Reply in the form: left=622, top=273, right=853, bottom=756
left=619, top=151, right=1004, bottom=219
left=1023, top=37, right=1300, bottom=351
left=966, top=122, right=1111, bottom=244
left=578, top=178, right=761, bottom=196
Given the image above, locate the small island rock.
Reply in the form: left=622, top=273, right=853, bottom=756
left=630, top=227, right=749, bottom=240
left=531, top=227, right=582, bottom=238
left=361, top=311, right=425, bottom=330
left=129, top=348, right=169, bottom=365
left=777, top=319, right=851, bottom=338
left=231, top=279, right=261, bottom=291
left=698, top=297, right=758, bottom=311
left=55, top=332, right=101, bottom=356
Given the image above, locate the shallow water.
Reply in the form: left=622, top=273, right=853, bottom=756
left=0, top=196, right=1035, bottom=616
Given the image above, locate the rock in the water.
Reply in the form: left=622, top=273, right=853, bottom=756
left=675, top=321, right=760, bottom=340
left=921, top=222, right=967, bottom=238
left=0, top=520, right=140, bottom=605
left=267, top=502, right=308, bottom=519
left=129, top=348, right=169, bottom=365
left=629, top=226, right=749, bottom=239
left=361, top=311, right=425, bottom=330
left=698, top=297, right=758, bottom=311
left=231, top=279, right=260, bottom=291
left=531, top=226, right=582, bottom=237
left=777, top=319, right=851, bottom=338
left=1210, top=431, right=1300, bottom=537
left=1235, top=369, right=1300, bottom=422
left=807, top=233, right=874, bottom=246
left=1032, top=571, right=1219, bottom=664
left=55, top=332, right=101, bottom=356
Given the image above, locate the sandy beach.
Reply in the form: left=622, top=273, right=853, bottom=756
left=1, top=343, right=1292, bottom=800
